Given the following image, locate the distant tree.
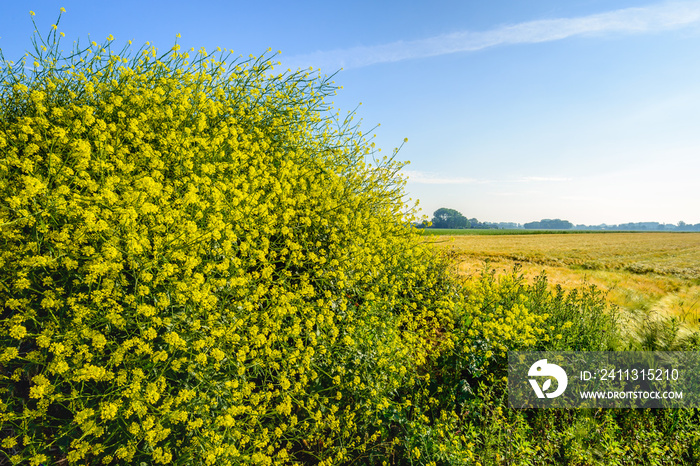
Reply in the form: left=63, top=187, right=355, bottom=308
left=431, top=208, right=469, bottom=229
left=553, top=219, right=573, bottom=229
left=493, top=222, right=522, bottom=229
left=524, top=219, right=573, bottom=230
left=468, top=218, right=492, bottom=229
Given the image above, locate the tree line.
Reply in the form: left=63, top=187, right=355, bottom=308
left=428, top=208, right=492, bottom=229
left=421, top=208, right=700, bottom=231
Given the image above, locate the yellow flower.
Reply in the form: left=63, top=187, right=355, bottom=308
left=9, top=325, right=27, bottom=340
left=211, top=348, right=225, bottom=362
left=101, top=402, right=118, bottom=420
left=29, top=374, right=51, bottom=399
left=1, top=437, right=17, bottom=449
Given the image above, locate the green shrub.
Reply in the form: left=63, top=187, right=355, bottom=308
left=527, top=273, right=622, bottom=351
left=426, top=268, right=699, bottom=465
left=0, top=11, right=457, bottom=465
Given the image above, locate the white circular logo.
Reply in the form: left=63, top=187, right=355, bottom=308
left=528, top=358, right=568, bottom=398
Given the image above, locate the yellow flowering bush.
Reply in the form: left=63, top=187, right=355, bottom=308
left=0, top=11, right=457, bottom=465
left=448, top=267, right=620, bottom=375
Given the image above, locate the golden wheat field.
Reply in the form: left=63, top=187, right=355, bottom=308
left=426, top=232, right=700, bottom=331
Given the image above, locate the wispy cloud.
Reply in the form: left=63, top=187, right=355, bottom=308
left=405, top=171, right=572, bottom=185
left=284, top=1, right=700, bottom=70
left=404, top=170, right=479, bottom=185
left=519, top=176, right=572, bottom=182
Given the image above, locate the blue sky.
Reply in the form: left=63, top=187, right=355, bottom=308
left=2, top=1, right=700, bottom=225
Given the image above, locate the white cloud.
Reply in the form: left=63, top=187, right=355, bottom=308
left=284, top=1, right=700, bottom=70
